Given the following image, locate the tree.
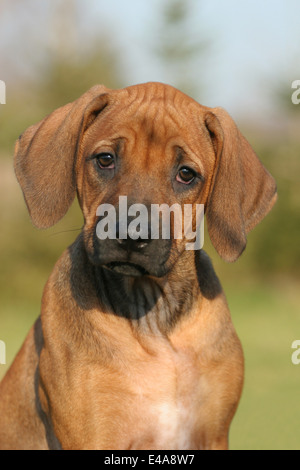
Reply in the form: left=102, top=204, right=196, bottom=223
left=0, top=0, right=124, bottom=150
left=36, top=0, right=124, bottom=111
left=154, top=0, right=210, bottom=98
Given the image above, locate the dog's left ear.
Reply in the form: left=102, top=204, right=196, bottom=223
left=14, top=85, right=110, bottom=229
left=204, top=107, right=277, bottom=262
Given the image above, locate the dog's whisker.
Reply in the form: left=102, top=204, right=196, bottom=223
left=48, top=227, right=83, bottom=237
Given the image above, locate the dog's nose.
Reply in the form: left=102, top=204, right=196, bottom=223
left=115, top=221, right=152, bottom=251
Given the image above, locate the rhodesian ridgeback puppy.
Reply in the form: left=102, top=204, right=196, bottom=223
left=0, top=82, right=277, bottom=450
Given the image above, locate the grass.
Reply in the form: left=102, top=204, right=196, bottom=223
left=228, top=282, right=300, bottom=450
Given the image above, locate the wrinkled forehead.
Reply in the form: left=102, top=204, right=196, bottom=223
left=117, top=81, right=199, bottom=112
left=90, top=82, right=206, bottom=145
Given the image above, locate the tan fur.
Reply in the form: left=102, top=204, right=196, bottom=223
left=0, top=82, right=276, bottom=450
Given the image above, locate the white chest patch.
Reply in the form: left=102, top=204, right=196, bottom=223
left=152, top=401, right=194, bottom=450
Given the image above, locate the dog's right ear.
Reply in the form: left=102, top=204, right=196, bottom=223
left=14, top=85, right=110, bottom=229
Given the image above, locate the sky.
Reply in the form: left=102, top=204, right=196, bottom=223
left=94, top=0, right=299, bottom=118
left=0, top=0, right=299, bottom=121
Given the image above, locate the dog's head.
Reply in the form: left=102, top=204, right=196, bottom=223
left=14, top=82, right=277, bottom=278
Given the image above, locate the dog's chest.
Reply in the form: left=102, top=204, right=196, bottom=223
left=145, top=399, right=196, bottom=450
left=122, top=347, right=202, bottom=450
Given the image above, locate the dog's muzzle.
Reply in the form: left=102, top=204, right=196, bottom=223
left=92, top=214, right=172, bottom=278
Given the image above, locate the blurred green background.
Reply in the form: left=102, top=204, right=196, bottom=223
left=0, top=0, right=299, bottom=450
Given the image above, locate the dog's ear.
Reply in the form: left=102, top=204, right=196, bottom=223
left=14, top=85, right=110, bottom=229
left=204, top=107, right=277, bottom=262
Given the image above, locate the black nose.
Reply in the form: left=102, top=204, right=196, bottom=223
left=115, top=220, right=152, bottom=251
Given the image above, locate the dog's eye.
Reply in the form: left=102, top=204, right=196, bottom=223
left=96, top=153, right=115, bottom=169
left=176, top=167, right=196, bottom=184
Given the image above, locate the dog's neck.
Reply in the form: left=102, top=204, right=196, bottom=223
left=67, top=235, right=222, bottom=337
left=94, top=253, right=199, bottom=335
